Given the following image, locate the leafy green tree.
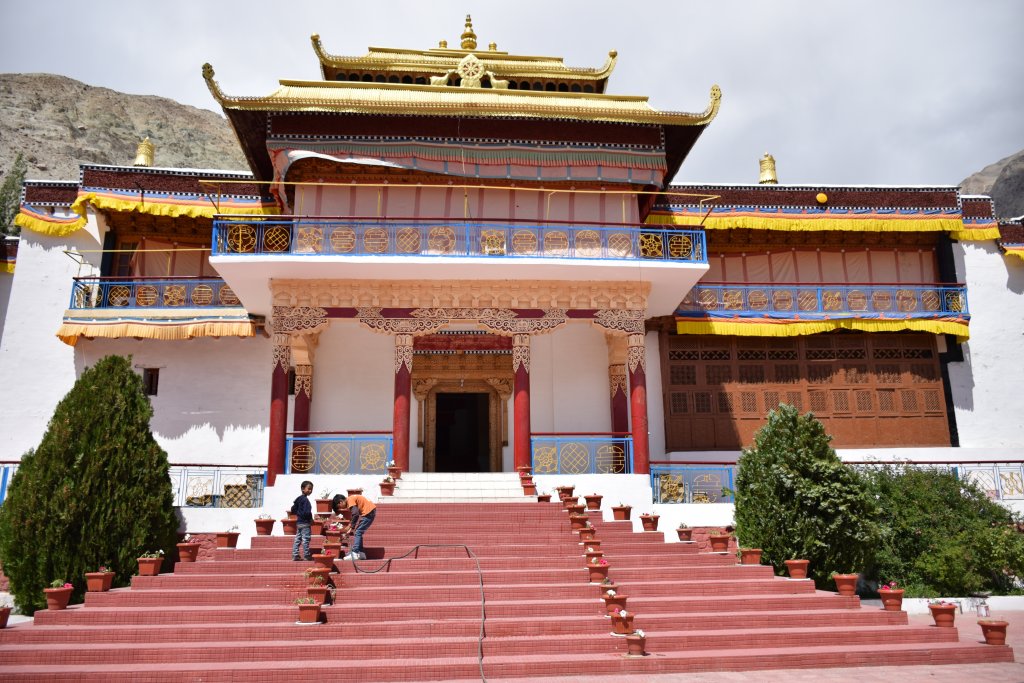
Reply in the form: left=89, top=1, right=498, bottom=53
left=0, top=153, right=28, bottom=236
left=0, top=355, right=178, bottom=613
left=865, top=465, right=1024, bottom=596
left=733, top=404, right=880, bottom=587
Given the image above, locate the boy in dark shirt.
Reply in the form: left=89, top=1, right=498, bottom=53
left=291, top=480, right=314, bottom=561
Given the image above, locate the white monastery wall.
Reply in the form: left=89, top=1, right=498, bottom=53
left=75, top=337, right=269, bottom=466
left=530, top=323, right=611, bottom=434
left=311, top=322, right=395, bottom=433
left=0, top=270, right=13, bottom=346
left=645, top=330, right=666, bottom=460
left=947, top=241, right=1024, bottom=448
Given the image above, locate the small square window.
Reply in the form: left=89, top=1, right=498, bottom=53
left=142, top=368, right=160, bottom=396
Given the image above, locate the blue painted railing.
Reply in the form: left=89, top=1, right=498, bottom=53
left=286, top=433, right=393, bottom=475
left=530, top=434, right=633, bottom=475
left=679, top=283, right=969, bottom=317
left=168, top=465, right=266, bottom=508
left=69, top=277, right=240, bottom=310
left=212, top=217, right=706, bottom=264
left=650, top=465, right=735, bottom=503
left=0, top=464, right=17, bottom=505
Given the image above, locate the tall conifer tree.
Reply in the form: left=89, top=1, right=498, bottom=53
left=0, top=355, right=177, bottom=612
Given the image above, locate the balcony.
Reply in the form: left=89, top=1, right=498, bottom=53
left=69, top=277, right=242, bottom=310
left=210, top=216, right=708, bottom=316
left=530, top=433, right=634, bottom=475
left=679, top=282, right=969, bottom=319
left=286, top=432, right=394, bottom=475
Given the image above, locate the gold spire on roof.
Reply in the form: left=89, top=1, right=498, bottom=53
left=759, top=152, right=778, bottom=185
left=460, top=14, right=477, bottom=50
left=133, top=137, right=154, bottom=167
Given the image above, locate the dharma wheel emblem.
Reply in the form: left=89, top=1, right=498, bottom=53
left=457, top=54, right=485, bottom=87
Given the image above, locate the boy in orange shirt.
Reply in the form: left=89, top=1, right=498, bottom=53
left=335, top=493, right=377, bottom=560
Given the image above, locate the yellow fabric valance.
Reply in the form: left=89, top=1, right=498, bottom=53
left=1003, top=245, right=1024, bottom=262
left=57, top=319, right=256, bottom=347
left=676, top=318, right=969, bottom=342
left=14, top=207, right=87, bottom=237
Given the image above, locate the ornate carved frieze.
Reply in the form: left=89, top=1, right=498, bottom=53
left=484, top=377, right=513, bottom=400
left=412, top=378, right=440, bottom=402
left=512, top=334, right=531, bottom=373
left=594, top=309, right=645, bottom=335
left=609, top=363, right=628, bottom=397
left=627, top=333, right=647, bottom=374
left=395, top=334, right=414, bottom=374
left=272, top=333, right=292, bottom=371
left=357, top=305, right=568, bottom=336
left=358, top=308, right=448, bottom=335
left=272, top=306, right=328, bottom=334
left=295, top=364, right=313, bottom=398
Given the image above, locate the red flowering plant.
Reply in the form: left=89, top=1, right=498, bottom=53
left=879, top=581, right=899, bottom=591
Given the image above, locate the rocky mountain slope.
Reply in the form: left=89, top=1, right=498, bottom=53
left=0, top=73, right=247, bottom=182
left=960, top=149, right=1024, bottom=219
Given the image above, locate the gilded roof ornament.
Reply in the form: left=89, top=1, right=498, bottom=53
left=132, top=137, right=154, bottom=167
left=460, top=14, right=477, bottom=50
left=759, top=152, right=778, bottom=185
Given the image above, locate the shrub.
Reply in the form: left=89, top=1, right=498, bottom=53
left=0, top=355, right=178, bottom=613
left=864, top=465, right=1024, bottom=596
left=733, top=404, right=880, bottom=587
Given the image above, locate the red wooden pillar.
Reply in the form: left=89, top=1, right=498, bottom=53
left=293, top=364, right=312, bottom=434
left=513, top=333, right=532, bottom=471
left=627, top=333, right=650, bottom=475
left=609, top=362, right=629, bottom=435
left=267, top=334, right=291, bottom=486
left=392, top=334, right=413, bottom=472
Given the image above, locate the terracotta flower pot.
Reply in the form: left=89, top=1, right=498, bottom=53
left=323, top=541, right=343, bottom=556
left=306, top=568, right=332, bottom=586
left=310, top=519, right=324, bottom=535
left=387, top=466, right=403, bottom=480
left=878, top=588, right=905, bottom=611
left=584, top=549, right=604, bottom=563
left=708, top=534, right=732, bottom=553
left=929, top=603, right=957, bottom=628
left=176, top=542, right=200, bottom=563
left=602, top=593, right=628, bottom=615
left=137, top=557, right=163, bottom=576
left=587, top=563, right=609, bottom=583
left=346, top=488, right=363, bottom=497
left=584, top=494, right=603, bottom=511
left=639, top=514, right=660, bottom=531
left=569, top=513, right=589, bottom=530
left=43, top=586, right=73, bottom=610
left=312, top=553, right=336, bottom=571
left=380, top=481, right=395, bottom=496
left=522, top=482, right=537, bottom=496
left=625, top=634, right=646, bottom=656
left=254, top=518, right=275, bottom=536
left=611, top=505, right=632, bottom=521
left=676, top=527, right=694, bottom=542
left=832, top=573, right=858, bottom=597
left=315, top=498, right=332, bottom=514
left=610, top=611, right=635, bottom=636
left=85, top=571, right=113, bottom=592
left=581, top=539, right=602, bottom=552
left=282, top=517, right=298, bottom=535
left=784, top=559, right=810, bottom=579
left=563, top=499, right=582, bottom=512
left=978, top=619, right=1009, bottom=645
left=215, top=532, right=240, bottom=549
left=578, top=527, right=596, bottom=542
left=297, top=603, right=321, bottom=624
left=597, top=581, right=618, bottom=596
left=516, top=465, right=533, bottom=476
left=307, top=586, right=331, bottom=605
left=0, top=606, right=10, bottom=629
left=556, top=485, right=575, bottom=499
left=739, top=548, right=763, bottom=565
left=537, top=494, right=552, bottom=503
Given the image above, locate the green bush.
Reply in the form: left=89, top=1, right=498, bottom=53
left=733, top=404, right=880, bottom=587
left=864, top=465, right=1024, bottom=596
left=0, top=355, right=178, bottom=613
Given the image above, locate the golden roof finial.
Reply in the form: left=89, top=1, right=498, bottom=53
left=439, top=39, right=448, bottom=48
left=133, top=137, right=154, bottom=167
left=759, top=152, right=778, bottom=185
left=460, top=14, right=477, bottom=50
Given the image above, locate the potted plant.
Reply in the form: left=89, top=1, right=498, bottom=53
left=877, top=580, right=904, bottom=611
left=176, top=534, right=200, bottom=562
left=610, top=609, right=635, bottom=636
left=582, top=539, right=602, bottom=552
left=315, top=489, right=333, bottom=514
left=312, top=549, right=336, bottom=571
left=676, top=523, right=694, bottom=542
left=602, top=588, right=628, bottom=615
left=584, top=493, right=603, bottom=510
left=978, top=619, right=1009, bottom=645
left=708, top=530, right=732, bottom=553
left=611, top=503, right=632, bottom=521
left=380, top=476, right=396, bottom=496
left=832, top=573, right=859, bottom=597
left=281, top=515, right=298, bottom=535
left=216, top=525, right=240, bottom=548
left=254, top=514, right=275, bottom=536
left=584, top=547, right=604, bottom=563
left=738, top=548, right=763, bottom=565
left=387, top=460, right=403, bottom=480
left=783, top=558, right=810, bottom=579
left=43, top=580, right=74, bottom=610
left=346, top=487, right=363, bottom=497
left=137, top=550, right=165, bottom=576
left=310, top=517, right=325, bottom=535
left=563, top=498, right=582, bottom=512
left=555, top=484, right=575, bottom=500
left=598, top=577, right=618, bottom=596
left=569, top=513, right=589, bottom=530
left=516, top=465, right=533, bottom=477
left=295, top=596, right=321, bottom=624
left=639, top=513, right=660, bottom=532
left=0, top=598, right=12, bottom=629
left=85, top=565, right=114, bottom=592
left=537, top=492, right=552, bottom=503
left=578, top=523, right=596, bottom=542
left=929, top=599, right=958, bottom=628
left=306, top=576, right=332, bottom=605
left=587, top=557, right=610, bottom=583
left=305, top=567, right=333, bottom=587
left=521, top=479, right=537, bottom=496
left=625, top=628, right=647, bottom=657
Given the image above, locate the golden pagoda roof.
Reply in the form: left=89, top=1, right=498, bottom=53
left=203, top=64, right=721, bottom=127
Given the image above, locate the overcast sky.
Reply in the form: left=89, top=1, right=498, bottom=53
left=2, top=0, right=1021, bottom=186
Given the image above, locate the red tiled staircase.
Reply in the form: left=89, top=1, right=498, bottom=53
left=0, top=502, right=1013, bottom=681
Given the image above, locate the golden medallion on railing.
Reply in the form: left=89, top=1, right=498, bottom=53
left=185, top=476, right=213, bottom=506
left=108, top=285, right=131, bottom=307
left=532, top=446, right=557, bottom=474
left=319, top=443, right=350, bottom=474
left=596, top=444, right=625, bottom=474
left=896, top=289, right=917, bottom=312
left=163, top=285, right=186, bottom=307
left=921, top=290, right=940, bottom=311
left=480, top=229, right=506, bottom=255
left=723, top=289, right=743, bottom=310
left=559, top=442, right=590, bottom=474
left=747, top=290, right=768, bottom=311
left=226, top=224, right=256, bottom=253
left=697, top=289, right=719, bottom=310
left=692, top=472, right=721, bottom=503
left=607, top=233, right=632, bottom=257
left=772, top=290, right=793, bottom=311
left=847, top=290, right=867, bottom=311
left=360, top=443, right=387, bottom=472
left=658, top=474, right=685, bottom=503
left=329, top=227, right=356, bottom=253
left=638, top=232, right=663, bottom=258
left=291, top=444, right=315, bottom=473
left=295, top=226, right=323, bottom=254
left=511, top=229, right=538, bottom=255
left=575, top=230, right=601, bottom=257
left=396, top=227, right=421, bottom=254
left=219, top=286, right=240, bottom=306
left=797, top=290, right=818, bottom=311
left=872, top=290, right=892, bottom=311
left=668, top=233, right=693, bottom=259
left=262, top=226, right=292, bottom=253
left=544, top=231, right=568, bottom=256
left=191, top=285, right=214, bottom=306
left=364, top=227, right=389, bottom=254
left=822, top=290, right=843, bottom=311
left=428, top=226, right=456, bottom=254
left=136, top=285, right=158, bottom=307
left=944, top=291, right=964, bottom=312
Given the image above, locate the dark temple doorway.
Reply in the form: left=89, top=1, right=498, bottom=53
left=434, top=392, right=490, bottom=472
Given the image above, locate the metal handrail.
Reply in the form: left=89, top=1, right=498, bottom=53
left=68, top=277, right=238, bottom=310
